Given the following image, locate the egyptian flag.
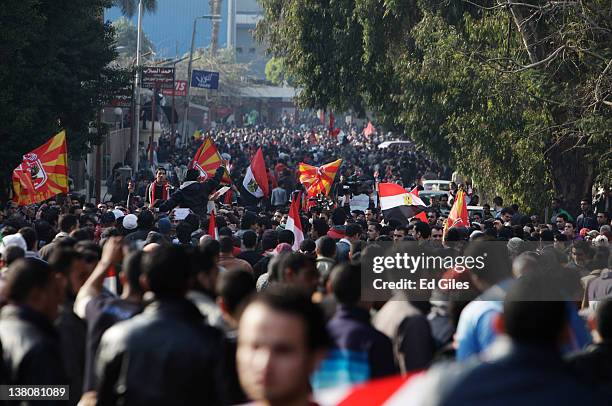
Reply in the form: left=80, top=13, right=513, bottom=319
left=286, top=192, right=304, bottom=251
left=410, top=187, right=429, bottom=223
left=12, top=130, right=69, bottom=205
left=379, top=183, right=427, bottom=225
left=208, top=211, right=219, bottom=240
left=242, top=147, right=269, bottom=198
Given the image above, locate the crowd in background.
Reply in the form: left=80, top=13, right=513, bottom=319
left=0, top=125, right=611, bottom=405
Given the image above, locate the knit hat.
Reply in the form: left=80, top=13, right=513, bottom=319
left=112, top=209, right=125, bottom=220
left=157, top=217, right=171, bottom=235
left=123, top=214, right=138, bottom=230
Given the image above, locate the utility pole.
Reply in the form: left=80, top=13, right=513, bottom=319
left=132, top=0, right=144, bottom=175
left=182, top=15, right=221, bottom=144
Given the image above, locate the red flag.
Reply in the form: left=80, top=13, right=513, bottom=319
left=444, top=190, right=470, bottom=237
left=242, top=147, right=269, bottom=198
left=363, top=121, right=375, bottom=137
left=190, top=136, right=231, bottom=184
left=318, top=109, right=325, bottom=125
left=12, top=130, right=69, bottom=206
left=329, top=111, right=335, bottom=130
left=208, top=211, right=219, bottom=240
left=286, top=192, right=304, bottom=251
left=410, top=187, right=429, bottom=223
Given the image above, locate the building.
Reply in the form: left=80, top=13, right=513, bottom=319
left=227, top=0, right=270, bottom=80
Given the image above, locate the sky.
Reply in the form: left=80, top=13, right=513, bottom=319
left=104, top=0, right=229, bottom=59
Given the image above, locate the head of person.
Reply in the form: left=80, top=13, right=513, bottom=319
left=330, top=262, right=361, bottom=306
left=140, top=245, right=194, bottom=298
left=237, top=286, right=328, bottom=406
left=137, top=209, right=155, bottom=230
left=464, top=240, right=512, bottom=292
left=500, top=207, right=514, bottom=223
left=394, top=226, right=409, bottom=241
left=316, top=236, right=336, bottom=258
left=0, top=245, right=25, bottom=268
left=261, top=230, right=279, bottom=252
left=310, top=218, right=329, bottom=240
left=431, top=225, right=444, bottom=243
left=278, top=229, right=295, bottom=247
left=364, top=209, right=375, bottom=222
left=48, top=248, right=90, bottom=299
left=4, top=258, right=62, bottom=321
left=278, top=252, right=318, bottom=295
left=155, top=167, right=167, bottom=183
left=18, top=227, right=38, bottom=252
left=497, top=274, right=569, bottom=349
left=240, top=212, right=258, bottom=231
left=216, top=269, right=256, bottom=328
left=552, top=198, right=562, bottom=209
left=331, top=208, right=346, bottom=227
left=185, top=168, right=200, bottom=182
left=176, top=221, right=194, bottom=245
left=414, top=221, right=431, bottom=240
left=345, top=223, right=362, bottom=242
left=219, top=236, right=235, bottom=255
left=596, top=211, right=608, bottom=226
left=366, top=222, right=381, bottom=241
left=563, top=221, right=576, bottom=238
left=241, top=230, right=257, bottom=251
left=59, top=214, right=79, bottom=233
left=580, top=198, right=590, bottom=213
left=493, top=196, right=503, bottom=208
left=555, top=214, right=568, bottom=230
left=571, top=240, right=592, bottom=267
left=120, top=250, right=144, bottom=297
left=595, top=298, right=612, bottom=343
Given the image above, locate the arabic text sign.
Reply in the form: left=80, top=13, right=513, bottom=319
left=142, top=67, right=175, bottom=90
left=161, top=80, right=187, bottom=97
left=191, top=70, right=219, bottom=90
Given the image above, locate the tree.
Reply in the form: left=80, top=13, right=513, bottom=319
left=0, top=0, right=129, bottom=199
left=112, top=17, right=155, bottom=63
left=113, top=0, right=157, bottom=18
left=256, top=0, right=611, bottom=214
left=265, top=57, right=295, bottom=86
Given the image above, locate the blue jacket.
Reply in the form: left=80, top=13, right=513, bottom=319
left=312, top=305, right=397, bottom=390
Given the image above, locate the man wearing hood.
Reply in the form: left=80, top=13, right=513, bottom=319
left=160, top=166, right=225, bottom=219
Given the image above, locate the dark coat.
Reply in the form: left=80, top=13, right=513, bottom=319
left=159, top=167, right=224, bottom=218
left=95, top=298, right=226, bottom=406
left=0, top=305, right=68, bottom=391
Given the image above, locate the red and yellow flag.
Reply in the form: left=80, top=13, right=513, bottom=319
left=298, top=159, right=342, bottom=197
left=12, top=130, right=69, bottom=206
left=444, top=190, right=470, bottom=237
left=190, top=136, right=231, bottom=184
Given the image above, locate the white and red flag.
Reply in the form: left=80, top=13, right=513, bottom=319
left=378, top=183, right=427, bottom=225
left=286, top=192, right=304, bottom=251
left=242, top=147, right=269, bottom=198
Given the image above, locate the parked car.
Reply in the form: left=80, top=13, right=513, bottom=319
left=423, top=180, right=452, bottom=192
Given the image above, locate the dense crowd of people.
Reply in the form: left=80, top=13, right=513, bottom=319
left=0, top=125, right=611, bottom=405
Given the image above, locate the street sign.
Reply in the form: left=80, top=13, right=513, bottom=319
left=191, top=70, right=219, bottom=90
left=142, top=67, right=175, bottom=90
left=109, top=85, right=132, bottom=108
left=162, top=80, right=187, bottom=97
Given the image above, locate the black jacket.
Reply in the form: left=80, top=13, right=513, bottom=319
left=159, top=167, right=225, bottom=218
left=0, top=305, right=68, bottom=398
left=95, top=298, right=226, bottom=406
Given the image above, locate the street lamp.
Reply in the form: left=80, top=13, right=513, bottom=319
left=182, top=14, right=221, bottom=144
left=132, top=0, right=145, bottom=175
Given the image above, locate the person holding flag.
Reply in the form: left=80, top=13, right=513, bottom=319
left=241, top=147, right=269, bottom=211
left=285, top=191, right=304, bottom=251
left=159, top=165, right=226, bottom=219
left=378, top=182, right=428, bottom=225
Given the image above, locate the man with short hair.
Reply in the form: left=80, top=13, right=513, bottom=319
left=414, top=221, right=431, bottom=241
left=596, top=211, right=608, bottom=228
left=146, top=167, right=171, bottom=209
left=237, top=286, right=328, bottom=406
left=219, top=236, right=253, bottom=273
left=431, top=225, right=444, bottom=245
left=96, top=245, right=226, bottom=405
left=278, top=252, right=319, bottom=296
left=237, top=230, right=263, bottom=267
left=576, top=199, right=597, bottom=230
left=563, top=221, right=577, bottom=241
left=313, top=263, right=397, bottom=390
left=0, top=258, right=67, bottom=386
left=551, top=197, right=574, bottom=224
left=336, top=223, right=361, bottom=263
left=556, top=214, right=568, bottom=231
left=18, top=227, right=40, bottom=259
left=367, top=222, right=381, bottom=241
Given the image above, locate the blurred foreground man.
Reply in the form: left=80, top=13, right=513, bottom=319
left=237, top=286, right=328, bottom=406
left=95, top=245, right=225, bottom=405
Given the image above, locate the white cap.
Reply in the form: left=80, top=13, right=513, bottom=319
left=112, top=209, right=124, bottom=220
left=0, top=233, right=27, bottom=257
left=123, top=214, right=138, bottom=230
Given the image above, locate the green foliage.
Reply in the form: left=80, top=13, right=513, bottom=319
left=257, top=0, right=611, bottom=213
left=112, top=17, right=155, bottom=57
left=113, top=0, right=157, bottom=18
left=0, top=0, right=129, bottom=195
left=265, top=57, right=295, bottom=86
